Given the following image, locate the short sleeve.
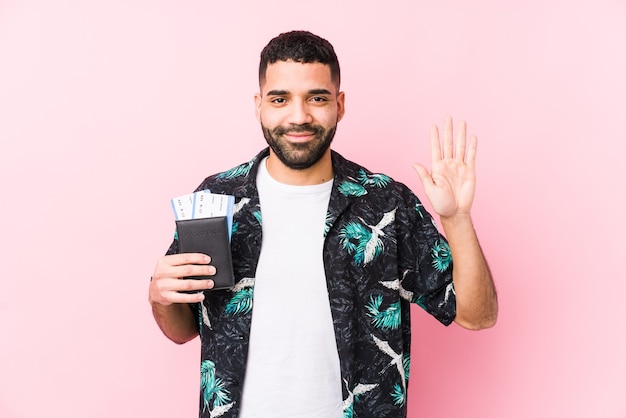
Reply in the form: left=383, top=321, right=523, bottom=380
left=395, top=188, right=456, bottom=325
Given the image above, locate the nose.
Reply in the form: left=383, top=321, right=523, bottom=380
left=287, top=99, right=313, bottom=125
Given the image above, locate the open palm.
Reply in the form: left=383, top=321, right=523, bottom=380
left=414, top=117, right=477, bottom=218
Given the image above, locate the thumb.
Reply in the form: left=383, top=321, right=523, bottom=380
left=413, top=163, right=433, bottom=187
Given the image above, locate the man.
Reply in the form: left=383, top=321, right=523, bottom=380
left=149, top=30, right=497, bottom=418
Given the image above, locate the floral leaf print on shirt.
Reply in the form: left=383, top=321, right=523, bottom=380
left=337, top=170, right=391, bottom=198
left=431, top=239, right=452, bottom=272
left=216, top=159, right=255, bottom=180
left=402, top=352, right=410, bottom=381
left=338, top=181, right=368, bottom=197
left=357, top=169, right=391, bottom=188
left=366, top=295, right=401, bottom=330
left=390, top=384, right=405, bottom=406
left=252, top=210, right=262, bottom=225
left=338, top=221, right=369, bottom=265
left=413, top=294, right=427, bottom=309
left=339, top=209, right=397, bottom=266
left=324, top=211, right=333, bottom=237
left=224, top=289, right=253, bottom=316
left=390, top=352, right=411, bottom=406
left=200, top=360, right=232, bottom=413
left=225, top=278, right=254, bottom=316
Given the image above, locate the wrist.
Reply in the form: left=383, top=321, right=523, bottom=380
left=440, top=212, right=472, bottom=226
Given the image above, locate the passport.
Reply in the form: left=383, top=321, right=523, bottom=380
left=175, top=216, right=235, bottom=291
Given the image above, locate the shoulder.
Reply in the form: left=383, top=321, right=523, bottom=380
left=331, top=150, right=415, bottom=200
left=195, top=148, right=269, bottom=196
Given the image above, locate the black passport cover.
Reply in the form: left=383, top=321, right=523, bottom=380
left=175, top=216, right=235, bottom=290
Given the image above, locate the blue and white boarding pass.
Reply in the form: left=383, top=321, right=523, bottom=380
left=171, top=190, right=235, bottom=238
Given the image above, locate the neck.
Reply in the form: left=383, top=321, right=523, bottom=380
left=265, top=151, right=333, bottom=186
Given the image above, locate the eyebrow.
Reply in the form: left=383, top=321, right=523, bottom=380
left=308, top=89, right=333, bottom=95
left=266, top=88, right=333, bottom=96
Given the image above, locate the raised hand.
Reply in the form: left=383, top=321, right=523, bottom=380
left=413, top=116, right=477, bottom=219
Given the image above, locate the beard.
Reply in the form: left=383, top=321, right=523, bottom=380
left=261, top=122, right=337, bottom=170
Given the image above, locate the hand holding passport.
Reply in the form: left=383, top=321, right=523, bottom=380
left=171, top=191, right=236, bottom=291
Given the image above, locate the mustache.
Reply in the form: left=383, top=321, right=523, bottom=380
left=271, top=124, right=324, bottom=136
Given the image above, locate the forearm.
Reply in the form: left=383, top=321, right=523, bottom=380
left=440, top=214, right=498, bottom=330
left=151, top=301, right=199, bottom=344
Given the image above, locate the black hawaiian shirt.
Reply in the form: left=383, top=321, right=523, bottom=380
left=165, top=147, right=456, bottom=418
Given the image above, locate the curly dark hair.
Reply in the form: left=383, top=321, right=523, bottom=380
left=259, top=30, right=340, bottom=89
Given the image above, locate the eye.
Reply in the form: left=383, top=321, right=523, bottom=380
left=270, top=97, right=286, bottom=104
left=310, top=96, right=328, bottom=103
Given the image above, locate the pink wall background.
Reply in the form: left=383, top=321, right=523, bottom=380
left=1, top=0, right=625, bottom=417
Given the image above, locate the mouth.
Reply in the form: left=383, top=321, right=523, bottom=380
left=283, top=131, right=316, bottom=143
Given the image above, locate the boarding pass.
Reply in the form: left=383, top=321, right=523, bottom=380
left=171, top=190, right=235, bottom=236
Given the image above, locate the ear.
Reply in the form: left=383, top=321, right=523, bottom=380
left=336, top=91, right=346, bottom=123
left=254, top=93, right=262, bottom=122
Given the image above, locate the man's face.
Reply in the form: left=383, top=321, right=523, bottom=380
left=255, top=60, right=345, bottom=170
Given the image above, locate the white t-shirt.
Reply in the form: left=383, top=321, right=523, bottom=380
left=238, top=158, right=343, bottom=418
